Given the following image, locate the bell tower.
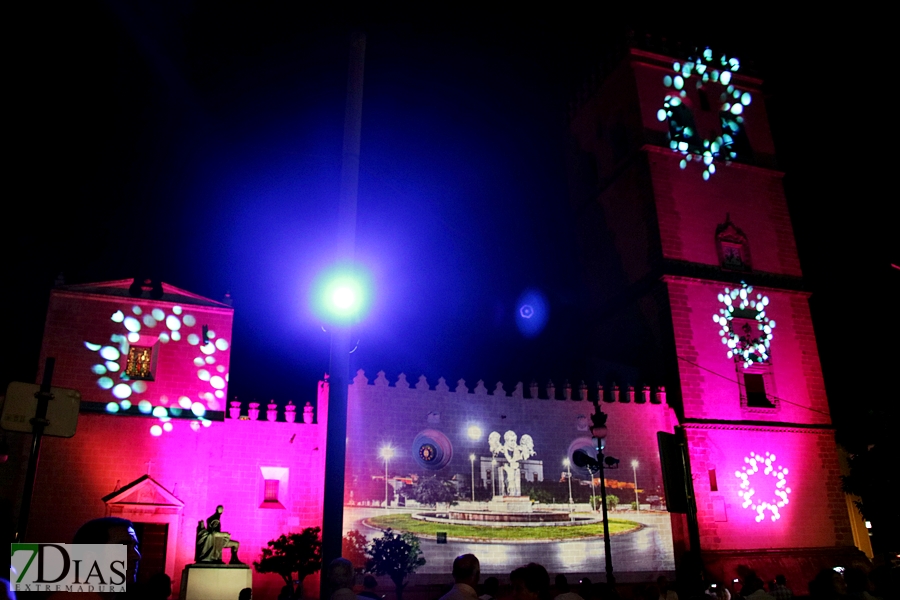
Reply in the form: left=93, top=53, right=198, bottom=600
left=568, top=43, right=867, bottom=584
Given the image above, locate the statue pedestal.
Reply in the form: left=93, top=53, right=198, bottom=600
left=180, top=564, right=252, bottom=600
left=488, top=495, right=533, bottom=513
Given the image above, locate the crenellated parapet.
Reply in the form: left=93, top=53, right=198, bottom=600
left=226, top=398, right=317, bottom=424
left=348, top=369, right=667, bottom=404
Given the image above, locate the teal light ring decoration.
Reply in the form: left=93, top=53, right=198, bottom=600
left=658, top=47, right=749, bottom=180
left=712, top=282, right=775, bottom=368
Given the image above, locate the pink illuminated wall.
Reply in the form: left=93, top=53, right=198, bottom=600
left=567, top=46, right=862, bottom=588
left=25, top=412, right=327, bottom=599
left=9, top=280, right=328, bottom=599
left=668, top=279, right=831, bottom=425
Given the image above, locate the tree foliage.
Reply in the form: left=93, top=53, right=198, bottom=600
left=406, top=476, right=457, bottom=507
left=342, top=529, right=368, bottom=573
left=365, top=529, right=425, bottom=600
left=253, top=527, right=322, bottom=596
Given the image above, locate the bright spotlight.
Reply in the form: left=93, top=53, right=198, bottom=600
left=379, top=445, right=395, bottom=460
left=467, top=425, right=482, bottom=441
left=312, top=264, right=371, bottom=324
left=332, top=285, right=357, bottom=310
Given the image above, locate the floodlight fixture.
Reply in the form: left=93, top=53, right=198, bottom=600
left=312, top=264, right=371, bottom=325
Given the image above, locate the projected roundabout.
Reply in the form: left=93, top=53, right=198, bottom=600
left=345, top=505, right=674, bottom=576
left=345, top=430, right=676, bottom=576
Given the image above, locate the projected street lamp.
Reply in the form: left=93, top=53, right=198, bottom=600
left=380, top=445, right=394, bottom=508
left=631, top=459, right=640, bottom=512
left=564, top=458, right=574, bottom=508
left=470, top=454, right=476, bottom=501
left=573, top=404, right=618, bottom=586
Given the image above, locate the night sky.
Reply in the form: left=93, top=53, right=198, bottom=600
left=3, top=6, right=893, bottom=447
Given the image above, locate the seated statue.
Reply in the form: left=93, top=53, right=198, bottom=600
left=194, top=505, right=242, bottom=564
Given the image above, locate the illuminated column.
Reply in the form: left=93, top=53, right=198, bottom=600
left=631, top=459, right=640, bottom=512
left=380, top=446, right=394, bottom=508
left=564, top=458, right=574, bottom=508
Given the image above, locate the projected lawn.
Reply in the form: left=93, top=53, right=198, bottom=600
left=364, top=514, right=642, bottom=541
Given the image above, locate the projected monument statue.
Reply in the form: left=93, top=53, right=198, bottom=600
left=489, top=430, right=535, bottom=497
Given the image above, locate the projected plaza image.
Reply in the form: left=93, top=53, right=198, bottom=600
left=342, top=371, right=677, bottom=577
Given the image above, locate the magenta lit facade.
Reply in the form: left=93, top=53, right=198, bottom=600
left=2, top=281, right=328, bottom=599
left=568, top=47, right=868, bottom=584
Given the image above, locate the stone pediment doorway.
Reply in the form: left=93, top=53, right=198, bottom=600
left=103, top=475, right=184, bottom=585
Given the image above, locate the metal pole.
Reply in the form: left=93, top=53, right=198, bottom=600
left=566, top=460, right=574, bottom=506
left=321, top=32, right=366, bottom=598
left=384, top=456, right=389, bottom=508
left=590, top=476, right=596, bottom=512
left=470, top=455, right=475, bottom=501
left=597, top=446, right=615, bottom=586
left=16, top=357, right=55, bottom=542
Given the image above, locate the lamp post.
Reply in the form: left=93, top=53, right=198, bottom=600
left=631, top=459, right=640, bottom=513
left=590, top=474, right=597, bottom=512
left=380, top=446, right=394, bottom=508
left=590, top=404, right=616, bottom=586
left=470, top=454, right=476, bottom=502
left=491, top=458, right=497, bottom=497
left=564, top=458, right=574, bottom=508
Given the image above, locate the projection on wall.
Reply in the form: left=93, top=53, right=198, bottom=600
left=735, top=452, right=791, bottom=523
left=713, top=282, right=775, bottom=368
left=342, top=372, right=676, bottom=577
left=84, top=304, right=230, bottom=436
left=656, top=47, right=751, bottom=180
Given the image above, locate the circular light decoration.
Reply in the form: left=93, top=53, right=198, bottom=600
left=658, top=47, right=750, bottom=180
left=734, top=451, right=791, bottom=522
left=412, top=429, right=453, bottom=471
left=419, top=443, right=437, bottom=462
left=712, top=282, right=775, bottom=368
left=83, top=302, right=232, bottom=431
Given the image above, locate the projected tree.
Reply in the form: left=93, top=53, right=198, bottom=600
left=253, top=528, right=322, bottom=597
left=407, top=476, right=457, bottom=507
left=342, top=529, right=368, bottom=574
left=365, top=529, right=425, bottom=600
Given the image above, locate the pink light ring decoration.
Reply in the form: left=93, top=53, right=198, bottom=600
left=656, top=47, right=749, bottom=180
left=712, top=282, right=775, bottom=368
left=734, top=451, right=791, bottom=523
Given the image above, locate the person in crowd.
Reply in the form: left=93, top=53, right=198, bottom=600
left=511, top=563, right=551, bottom=600
left=554, top=575, right=584, bottom=600
left=770, top=575, right=792, bottom=600
left=809, top=568, right=848, bottom=599
left=844, top=568, right=877, bottom=600
left=327, top=558, right=358, bottom=600
left=741, top=576, right=775, bottom=600
left=439, top=554, right=481, bottom=600
left=480, top=577, right=500, bottom=600
left=358, top=575, right=381, bottom=600
left=141, top=572, right=172, bottom=599
left=238, top=588, right=252, bottom=600
left=658, top=576, right=678, bottom=600
left=45, top=517, right=141, bottom=599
